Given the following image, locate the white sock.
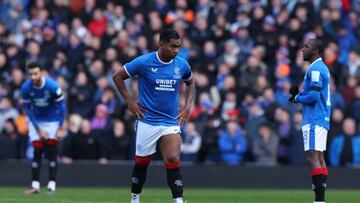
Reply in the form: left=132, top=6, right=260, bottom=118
left=174, top=197, right=184, bottom=203
left=314, top=202, right=325, bottom=203
left=31, top=181, right=40, bottom=190
left=131, top=193, right=140, bottom=203
left=47, top=181, right=56, bottom=191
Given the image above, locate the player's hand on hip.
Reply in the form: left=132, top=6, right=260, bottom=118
left=176, top=106, right=191, bottom=126
left=127, top=100, right=147, bottom=120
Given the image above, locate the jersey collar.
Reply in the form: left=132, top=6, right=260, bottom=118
left=310, top=58, right=322, bottom=67
left=156, top=51, right=173, bottom=64
left=33, top=77, right=46, bottom=89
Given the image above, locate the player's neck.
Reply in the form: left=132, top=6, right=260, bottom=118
left=157, top=51, right=172, bottom=63
left=33, top=77, right=45, bottom=88
left=310, top=56, right=321, bottom=64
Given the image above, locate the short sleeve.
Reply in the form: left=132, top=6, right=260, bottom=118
left=182, top=61, right=193, bottom=81
left=49, top=80, right=64, bottom=102
left=309, top=70, right=323, bottom=88
left=124, top=56, right=145, bottom=77
left=21, top=84, right=30, bottom=103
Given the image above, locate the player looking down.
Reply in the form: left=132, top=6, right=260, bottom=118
left=113, top=29, right=195, bottom=203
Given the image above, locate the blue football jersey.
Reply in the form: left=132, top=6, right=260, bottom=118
left=124, top=52, right=192, bottom=126
left=300, top=58, right=331, bottom=129
left=21, top=77, right=66, bottom=125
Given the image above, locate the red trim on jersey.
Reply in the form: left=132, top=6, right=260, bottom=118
left=165, top=162, right=180, bottom=169
left=311, top=168, right=323, bottom=176
left=32, top=141, right=44, bottom=148
left=322, top=168, right=329, bottom=176
left=47, top=139, right=58, bottom=145
left=135, top=156, right=152, bottom=166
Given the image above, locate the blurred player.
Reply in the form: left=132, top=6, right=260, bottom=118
left=289, top=39, right=331, bottom=203
left=21, top=62, right=66, bottom=194
left=113, top=29, right=195, bottom=203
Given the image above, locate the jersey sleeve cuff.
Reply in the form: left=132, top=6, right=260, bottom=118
left=183, top=72, right=193, bottom=81
left=123, top=65, right=132, bottom=77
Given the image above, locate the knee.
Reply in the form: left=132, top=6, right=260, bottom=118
left=306, top=152, right=320, bottom=168
left=164, top=154, right=180, bottom=164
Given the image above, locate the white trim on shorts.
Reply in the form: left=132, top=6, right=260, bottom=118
left=28, top=122, right=60, bottom=142
left=302, top=124, right=328, bottom=152
left=135, top=121, right=180, bottom=156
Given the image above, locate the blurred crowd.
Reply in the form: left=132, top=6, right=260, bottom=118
left=1, top=0, right=360, bottom=167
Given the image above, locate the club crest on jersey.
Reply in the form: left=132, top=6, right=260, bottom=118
left=174, top=67, right=181, bottom=79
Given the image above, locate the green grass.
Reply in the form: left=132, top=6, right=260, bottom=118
left=0, top=188, right=359, bottom=203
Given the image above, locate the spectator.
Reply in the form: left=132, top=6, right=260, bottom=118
left=245, top=102, right=267, bottom=144
left=0, top=119, right=28, bottom=159
left=90, top=104, right=112, bottom=135
left=252, top=123, right=279, bottom=166
left=0, top=0, right=359, bottom=164
left=198, top=117, right=221, bottom=162
left=0, top=97, right=19, bottom=132
left=68, top=71, right=94, bottom=117
left=274, top=107, right=291, bottom=164
left=218, top=121, right=247, bottom=165
left=181, top=122, right=201, bottom=162
left=104, top=119, right=130, bottom=160
left=62, top=119, right=107, bottom=164
left=330, top=118, right=360, bottom=167
left=289, top=111, right=306, bottom=166
left=348, top=85, right=360, bottom=124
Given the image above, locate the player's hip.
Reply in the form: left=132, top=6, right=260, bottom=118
left=140, top=114, right=180, bottom=126
left=136, top=120, right=181, bottom=136
left=301, top=119, right=329, bottom=130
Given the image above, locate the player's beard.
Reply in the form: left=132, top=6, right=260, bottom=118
left=32, top=78, right=42, bottom=87
left=303, top=53, right=310, bottom=62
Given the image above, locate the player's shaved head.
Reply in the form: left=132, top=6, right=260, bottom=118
left=158, top=29, right=181, bottom=61
left=302, top=38, right=324, bottom=62
left=307, top=39, right=324, bottom=55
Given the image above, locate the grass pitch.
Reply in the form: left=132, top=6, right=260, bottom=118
left=0, top=187, right=359, bottom=203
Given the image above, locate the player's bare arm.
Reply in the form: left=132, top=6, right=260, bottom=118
left=176, top=78, right=195, bottom=125
left=112, top=66, right=147, bottom=119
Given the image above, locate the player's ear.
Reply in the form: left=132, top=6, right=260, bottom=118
left=159, top=41, right=164, bottom=48
left=312, top=48, right=318, bottom=55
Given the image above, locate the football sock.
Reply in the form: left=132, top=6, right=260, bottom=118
left=311, top=168, right=325, bottom=202
left=131, top=156, right=151, bottom=194
left=165, top=162, right=183, bottom=199
left=32, top=141, right=44, bottom=187
left=46, top=139, right=58, bottom=183
left=322, top=168, right=328, bottom=185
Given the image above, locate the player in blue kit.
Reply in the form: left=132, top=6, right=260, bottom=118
left=21, top=62, right=66, bottom=194
left=289, top=39, right=331, bottom=203
left=113, top=30, right=195, bottom=203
